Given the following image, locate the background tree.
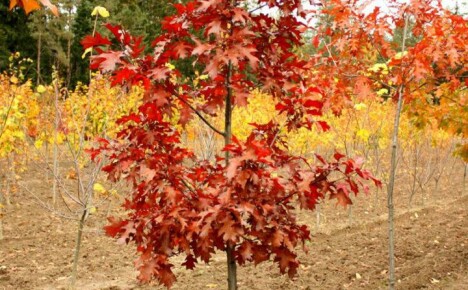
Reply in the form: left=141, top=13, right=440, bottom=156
left=308, top=1, right=467, bottom=288
left=0, top=0, right=36, bottom=78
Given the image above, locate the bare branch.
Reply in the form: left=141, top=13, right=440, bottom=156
left=175, top=94, right=225, bottom=137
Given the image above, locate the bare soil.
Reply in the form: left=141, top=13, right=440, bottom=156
left=0, top=162, right=466, bottom=290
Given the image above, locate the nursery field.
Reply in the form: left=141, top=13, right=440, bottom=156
left=1, top=0, right=467, bottom=289
left=0, top=159, right=466, bottom=290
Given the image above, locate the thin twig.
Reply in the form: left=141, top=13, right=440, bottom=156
left=175, top=94, right=225, bottom=137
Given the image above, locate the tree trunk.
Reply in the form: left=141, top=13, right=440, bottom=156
left=0, top=214, right=3, bottom=240
left=463, top=163, right=467, bottom=195
left=0, top=187, right=4, bottom=240
left=408, top=145, right=418, bottom=208
left=224, top=60, right=237, bottom=290
left=36, top=32, right=42, bottom=86
left=52, top=81, right=60, bottom=206
left=66, top=7, right=73, bottom=88
left=387, top=14, right=409, bottom=290
left=5, top=156, right=12, bottom=207
left=70, top=209, right=87, bottom=288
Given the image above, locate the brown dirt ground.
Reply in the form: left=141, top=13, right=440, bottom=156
left=0, top=161, right=467, bottom=290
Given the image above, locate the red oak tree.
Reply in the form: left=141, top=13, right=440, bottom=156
left=85, top=0, right=380, bottom=288
left=308, top=1, right=466, bottom=288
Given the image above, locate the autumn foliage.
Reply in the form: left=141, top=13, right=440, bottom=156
left=84, top=0, right=381, bottom=287
left=9, top=0, right=58, bottom=16
left=310, top=0, right=467, bottom=159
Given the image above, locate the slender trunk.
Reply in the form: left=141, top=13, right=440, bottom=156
left=0, top=185, right=4, bottom=240
left=434, top=177, right=439, bottom=192
left=66, top=7, right=72, bottom=88
left=463, top=163, right=467, bottom=195
left=374, top=149, right=380, bottom=210
left=45, top=142, right=50, bottom=182
left=374, top=187, right=379, bottom=209
left=387, top=87, right=403, bottom=290
left=70, top=209, right=87, bottom=288
left=5, top=156, right=12, bottom=207
left=36, top=33, right=42, bottom=86
left=0, top=213, right=3, bottom=240
left=8, top=155, right=16, bottom=207
left=387, top=14, right=409, bottom=290
left=224, top=60, right=237, bottom=290
left=52, top=81, right=60, bottom=206
left=408, top=143, right=419, bottom=208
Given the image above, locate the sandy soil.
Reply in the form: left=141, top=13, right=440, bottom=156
left=0, top=162, right=466, bottom=290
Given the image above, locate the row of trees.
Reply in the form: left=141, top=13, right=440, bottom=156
left=82, top=1, right=466, bottom=290
left=2, top=0, right=467, bottom=289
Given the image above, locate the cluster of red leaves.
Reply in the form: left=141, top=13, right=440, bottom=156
left=310, top=0, right=467, bottom=143
left=86, top=0, right=381, bottom=287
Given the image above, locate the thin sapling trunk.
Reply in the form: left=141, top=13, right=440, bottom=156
left=224, top=61, right=237, bottom=290
left=387, top=14, right=409, bottom=290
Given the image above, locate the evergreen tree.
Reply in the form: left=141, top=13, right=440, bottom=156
left=28, top=8, right=70, bottom=84
left=70, top=0, right=96, bottom=87
left=0, top=0, right=36, bottom=78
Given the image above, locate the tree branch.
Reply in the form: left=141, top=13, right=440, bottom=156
left=175, top=94, right=225, bottom=137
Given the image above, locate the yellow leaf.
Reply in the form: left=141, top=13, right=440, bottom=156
left=36, top=85, right=47, bottom=93
left=93, top=183, right=106, bottom=194
left=356, top=129, right=370, bottom=141
left=353, top=103, right=367, bottom=111
left=89, top=206, right=97, bottom=214
left=377, top=88, right=388, bottom=96
left=393, top=51, right=408, bottom=60
left=82, top=47, right=93, bottom=59
left=91, top=6, right=110, bottom=18
left=10, top=76, right=18, bottom=84
left=368, top=63, right=388, bottom=73
left=165, top=62, right=175, bottom=70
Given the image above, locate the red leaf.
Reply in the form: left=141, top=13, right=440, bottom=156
left=218, top=215, right=243, bottom=242
left=91, top=51, right=124, bottom=72
left=158, top=267, right=177, bottom=288
left=330, top=188, right=352, bottom=208
left=140, top=164, right=156, bottom=182
left=316, top=121, right=330, bottom=132
left=238, top=241, right=253, bottom=263
left=303, top=99, right=323, bottom=109
left=182, top=255, right=197, bottom=270
left=206, top=19, right=223, bottom=35
left=81, top=33, right=111, bottom=49
left=333, top=152, right=345, bottom=161
left=312, top=35, right=320, bottom=48
left=226, top=157, right=242, bottom=180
